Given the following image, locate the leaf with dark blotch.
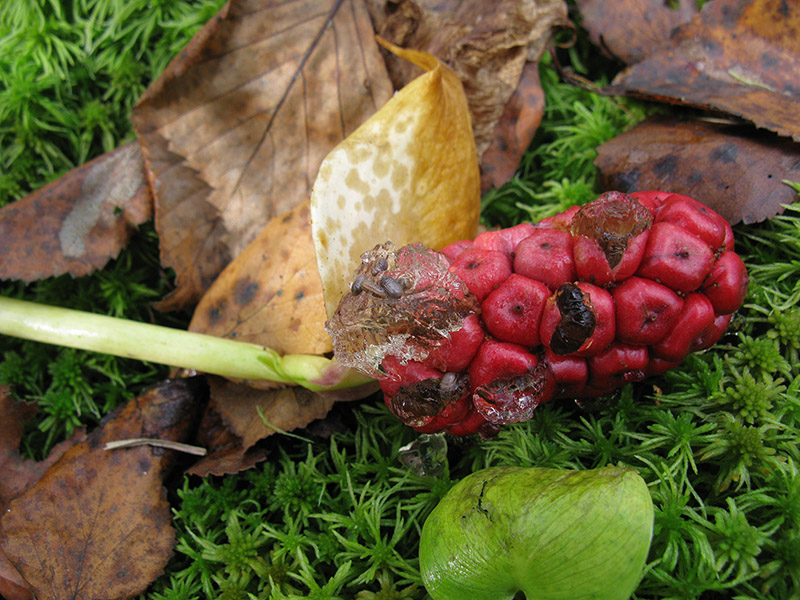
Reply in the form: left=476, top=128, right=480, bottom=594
left=595, top=115, right=800, bottom=224
left=608, top=0, right=800, bottom=142
left=0, top=142, right=152, bottom=282
left=576, top=0, right=698, bottom=65
left=132, top=0, right=394, bottom=311
left=0, top=378, right=205, bottom=600
left=189, top=200, right=331, bottom=363
left=367, top=0, right=568, bottom=189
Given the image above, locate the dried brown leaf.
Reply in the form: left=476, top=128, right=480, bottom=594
left=188, top=376, right=364, bottom=475
left=576, top=0, right=698, bottom=65
left=189, top=200, right=330, bottom=360
left=367, top=0, right=567, bottom=188
left=595, top=115, right=800, bottom=224
left=0, top=142, right=152, bottom=282
left=609, top=0, right=800, bottom=141
left=132, top=0, right=393, bottom=310
left=0, top=379, right=204, bottom=600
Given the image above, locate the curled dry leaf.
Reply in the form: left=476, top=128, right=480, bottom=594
left=0, top=142, right=151, bottom=282
left=189, top=200, right=331, bottom=363
left=608, top=0, right=800, bottom=142
left=0, top=378, right=205, bottom=600
left=595, top=115, right=800, bottom=224
left=367, top=0, right=568, bottom=189
left=576, top=0, right=699, bottom=65
left=311, top=39, right=481, bottom=317
left=132, top=0, right=393, bottom=310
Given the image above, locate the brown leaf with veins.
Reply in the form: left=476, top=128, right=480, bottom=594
left=132, top=0, right=393, bottom=311
left=367, top=0, right=568, bottom=189
left=595, top=115, right=800, bottom=224
left=0, top=142, right=152, bottom=282
left=189, top=200, right=330, bottom=362
left=608, top=0, right=800, bottom=141
left=576, top=0, right=698, bottom=65
left=0, top=388, right=86, bottom=600
left=0, top=378, right=204, bottom=600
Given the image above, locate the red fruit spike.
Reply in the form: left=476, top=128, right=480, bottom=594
left=651, top=292, right=716, bottom=362
left=473, top=223, right=537, bottom=256
left=424, top=313, right=485, bottom=372
left=540, top=282, right=615, bottom=357
left=472, top=360, right=555, bottom=424
left=467, top=339, right=540, bottom=389
left=588, top=342, right=649, bottom=386
left=382, top=364, right=471, bottom=429
left=692, top=312, right=734, bottom=352
left=537, top=205, right=580, bottom=230
left=448, top=248, right=513, bottom=302
left=703, top=251, right=749, bottom=315
left=513, top=228, right=577, bottom=291
left=570, top=191, right=654, bottom=285
left=544, top=348, right=588, bottom=398
left=440, top=240, right=473, bottom=262
left=327, top=242, right=479, bottom=377
left=481, top=274, right=549, bottom=347
left=612, top=276, right=684, bottom=345
left=654, top=193, right=729, bottom=251
left=636, top=221, right=716, bottom=292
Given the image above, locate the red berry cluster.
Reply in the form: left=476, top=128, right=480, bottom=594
left=328, top=191, right=748, bottom=437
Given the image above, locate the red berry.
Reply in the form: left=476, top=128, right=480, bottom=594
left=702, top=251, right=748, bottom=315
left=467, top=339, right=540, bottom=389
left=629, top=190, right=669, bottom=212
left=636, top=222, right=716, bottom=292
left=645, top=356, right=683, bottom=377
left=612, top=276, right=684, bottom=345
left=513, top=228, right=576, bottom=291
left=651, top=293, right=716, bottom=362
left=654, top=193, right=729, bottom=251
left=424, top=313, right=485, bottom=372
left=472, top=358, right=555, bottom=424
left=691, top=312, right=734, bottom=352
left=540, top=282, right=615, bottom=357
left=588, top=342, right=649, bottom=388
left=481, top=274, right=549, bottom=347
left=473, top=223, right=536, bottom=256
left=440, top=239, right=473, bottom=262
left=545, top=348, right=588, bottom=398
left=570, top=191, right=654, bottom=286
left=449, top=248, right=512, bottom=302
left=536, top=205, right=580, bottom=230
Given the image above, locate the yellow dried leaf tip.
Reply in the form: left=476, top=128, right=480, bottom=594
left=310, top=37, right=481, bottom=317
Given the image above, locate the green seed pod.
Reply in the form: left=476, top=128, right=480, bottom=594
left=420, top=465, right=653, bottom=600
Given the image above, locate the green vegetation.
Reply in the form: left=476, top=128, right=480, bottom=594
left=2, top=1, right=799, bottom=598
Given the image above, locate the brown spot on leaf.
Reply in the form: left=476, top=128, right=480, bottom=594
left=234, top=278, right=260, bottom=306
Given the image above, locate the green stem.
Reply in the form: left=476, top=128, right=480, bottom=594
left=0, top=297, right=373, bottom=391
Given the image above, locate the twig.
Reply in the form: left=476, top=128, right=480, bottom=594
left=104, top=438, right=208, bottom=456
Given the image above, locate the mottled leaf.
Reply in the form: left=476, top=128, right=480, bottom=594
left=311, top=41, right=481, bottom=317
left=132, top=0, right=393, bottom=310
left=0, top=379, right=204, bottom=600
left=609, top=0, right=800, bottom=141
left=367, top=0, right=567, bottom=188
left=576, top=0, right=698, bottom=65
left=189, top=200, right=330, bottom=360
left=0, top=142, right=152, bottom=282
left=595, top=115, right=800, bottom=224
